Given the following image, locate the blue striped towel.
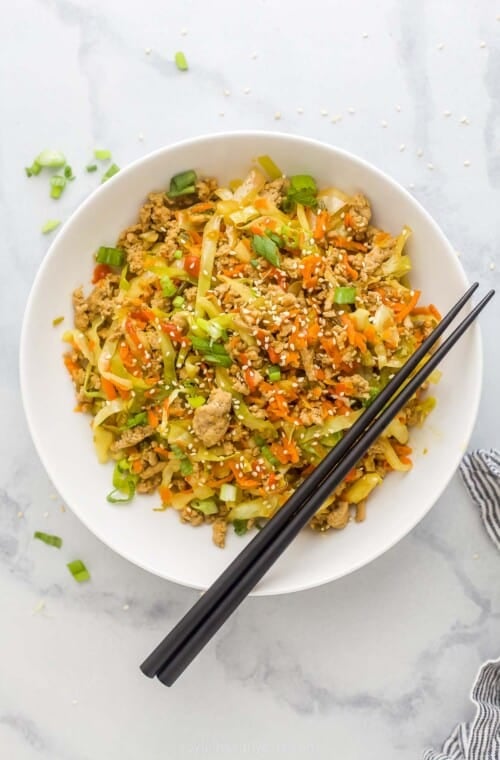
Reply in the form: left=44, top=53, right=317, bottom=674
left=423, top=450, right=500, bottom=759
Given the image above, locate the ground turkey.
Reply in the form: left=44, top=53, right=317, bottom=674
left=192, top=389, right=232, bottom=447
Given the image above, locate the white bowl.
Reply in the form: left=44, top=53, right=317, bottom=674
left=20, top=132, right=482, bottom=595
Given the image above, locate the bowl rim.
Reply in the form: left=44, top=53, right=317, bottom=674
left=19, top=130, right=483, bottom=595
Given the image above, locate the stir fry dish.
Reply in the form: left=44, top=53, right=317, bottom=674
left=63, top=156, right=439, bottom=547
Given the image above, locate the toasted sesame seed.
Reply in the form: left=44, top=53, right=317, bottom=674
left=331, top=115, right=342, bottom=124
left=347, top=107, right=355, bottom=114
left=399, top=144, right=406, bottom=151
left=443, top=110, right=451, bottom=117
left=395, top=104, right=402, bottom=112
left=489, top=261, right=496, bottom=270
left=244, top=87, right=251, bottom=94
left=479, top=41, right=486, bottom=48
left=417, top=148, right=423, bottom=157
left=274, top=111, right=282, bottom=120
left=145, top=47, right=152, bottom=55
left=297, top=107, right=304, bottom=114
left=381, top=120, right=388, bottom=128
left=460, top=116, right=470, bottom=125
left=362, top=32, right=369, bottom=38
left=427, top=163, right=434, bottom=170
left=181, top=27, right=188, bottom=35
left=320, top=109, right=328, bottom=116
left=463, top=160, right=471, bottom=167
left=437, top=42, right=444, bottom=50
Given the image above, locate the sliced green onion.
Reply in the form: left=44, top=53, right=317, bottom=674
left=187, top=396, right=206, bottom=408
left=34, top=531, right=62, bottom=548
left=257, top=155, right=283, bottom=180
left=107, top=459, right=137, bottom=503
left=94, top=148, right=112, bottom=160
left=251, top=234, right=281, bottom=267
left=50, top=175, right=66, bottom=199
left=334, top=286, right=357, bottom=304
left=41, top=219, right=61, bottom=234
left=86, top=163, right=98, bottom=172
left=96, top=246, right=125, bottom=267
left=191, top=498, right=218, bottom=515
left=101, top=163, right=120, bottom=183
left=220, top=483, right=237, bottom=502
left=35, top=149, right=66, bottom=168
left=52, top=316, right=64, bottom=326
left=168, top=169, right=197, bottom=198
left=170, top=444, right=193, bottom=476
left=250, top=258, right=260, bottom=268
left=67, top=559, right=90, bottom=582
left=174, top=51, right=189, bottom=71
left=172, top=295, right=185, bottom=308
left=161, top=274, right=177, bottom=297
left=64, top=165, right=75, bottom=180
left=267, top=365, right=281, bottom=382
left=25, top=161, right=42, bottom=177
left=173, top=249, right=183, bottom=259
left=124, top=411, right=148, bottom=428
left=233, top=519, right=249, bottom=536
left=261, top=445, right=279, bottom=467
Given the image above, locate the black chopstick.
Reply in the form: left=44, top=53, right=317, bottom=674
left=141, top=285, right=493, bottom=684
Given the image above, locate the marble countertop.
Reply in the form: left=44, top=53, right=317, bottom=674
left=2, top=1, right=499, bottom=758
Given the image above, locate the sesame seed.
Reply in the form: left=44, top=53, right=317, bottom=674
left=362, top=32, right=369, bottom=38
left=219, top=112, right=225, bottom=117
left=348, top=107, right=355, bottom=114
left=460, top=116, right=470, bottom=125
left=380, top=120, right=388, bottom=128
left=443, top=110, right=451, bottom=117
left=244, top=87, right=251, bottom=94
left=479, top=41, right=486, bottom=49
left=437, top=42, right=444, bottom=50
left=17, top=511, right=23, bottom=519
left=297, top=107, right=304, bottom=114
left=417, top=148, right=423, bottom=157
left=427, top=163, right=434, bottom=170
left=489, top=261, right=496, bottom=270
left=181, top=27, right=188, bottom=35
left=331, top=115, right=342, bottom=124
left=123, top=604, right=129, bottom=611
left=408, top=182, right=415, bottom=189
left=399, top=144, right=406, bottom=151
left=251, top=52, right=258, bottom=59
left=463, top=160, right=471, bottom=167
left=274, top=111, right=282, bottom=120
left=395, top=104, right=401, bottom=112
left=223, top=89, right=230, bottom=96
left=320, top=109, right=328, bottom=116
left=145, top=47, right=152, bottom=55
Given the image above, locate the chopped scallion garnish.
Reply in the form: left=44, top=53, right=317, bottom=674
left=34, top=531, right=62, bottom=548
left=94, top=149, right=112, bottom=160
left=67, top=559, right=90, bottom=582
left=25, top=161, right=42, bottom=177
left=173, top=249, right=183, bottom=259
left=35, top=149, right=67, bottom=168
left=267, top=365, right=281, bottom=382
left=191, top=498, right=218, bottom=515
left=168, top=169, right=197, bottom=198
left=172, top=295, right=185, bottom=308
left=101, top=163, right=120, bottom=183
left=161, top=274, right=177, bottom=297
left=41, top=219, right=61, bottom=234
left=86, top=164, right=98, bottom=172
left=233, top=519, right=249, bottom=536
left=174, top=51, right=189, bottom=71
left=50, top=175, right=66, bottom=199
left=187, top=396, right=205, bottom=408
left=334, top=286, right=357, bottom=304
left=96, top=246, right=125, bottom=267
left=64, top=165, right=75, bottom=180
left=170, top=444, right=193, bottom=476
left=251, top=234, right=281, bottom=267
left=52, top=316, right=65, bottom=326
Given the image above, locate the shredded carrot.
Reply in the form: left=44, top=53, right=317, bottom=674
left=300, top=254, right=322, bottom=289
left=229, top=462, right=260, bottom=489
left=343, top=211, right=355, bottom=228
left=159, top=486, right=173, bottom=504
left=147, top=408, right=160, bottom=427
left=131, top=460, right=143, bottom=474
left=313, top=210, right=329, bottom=241
left=254, top=197, right=270, bottom=211
left=341, top=314, right=367, bottom=352
left=188, top=201, right=214, bottom=213
left=342, top=251, right=359, bottom=281
left=63, top=354, right=79, bottom=378
left=400, top=455, right=413, bottom=467
left=429, top=304, right=441, bottom=320
left=154, top=447, right=170, bottom=460
left=205, top=474, right=233, bottom=488
left=244, top=368, right=260, bottom=391
left=393, top=443, right=413, bottom=457
left=267, top=346, right=281, bottom=364
left=270, top=438, right=300, bottom=465
left=320, top=337, right=344, bottom=368
left=394, top=290, right=421, bottom=323
left=101, top=377, right=118, bottom=401
left=345, top=468, right=359, bottom=483
left=250, top=223, right=265, bottom=235
left=364, top=325, right=377, bottom=343
left=221, top=263, right=247, bottom=277
left=332, top=236, right=367, bottom=253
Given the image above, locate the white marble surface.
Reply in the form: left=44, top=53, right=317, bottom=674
left=1, top=1, right=499, bottom=757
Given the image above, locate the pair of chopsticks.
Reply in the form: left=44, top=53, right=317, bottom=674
left=141, top=283, right=494, bottom=686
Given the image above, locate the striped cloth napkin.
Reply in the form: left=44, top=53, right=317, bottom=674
left=424, top=450, right=500, bottom=760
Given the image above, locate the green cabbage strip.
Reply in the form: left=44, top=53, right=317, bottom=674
left=195, top=214, right=221, bottom=317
